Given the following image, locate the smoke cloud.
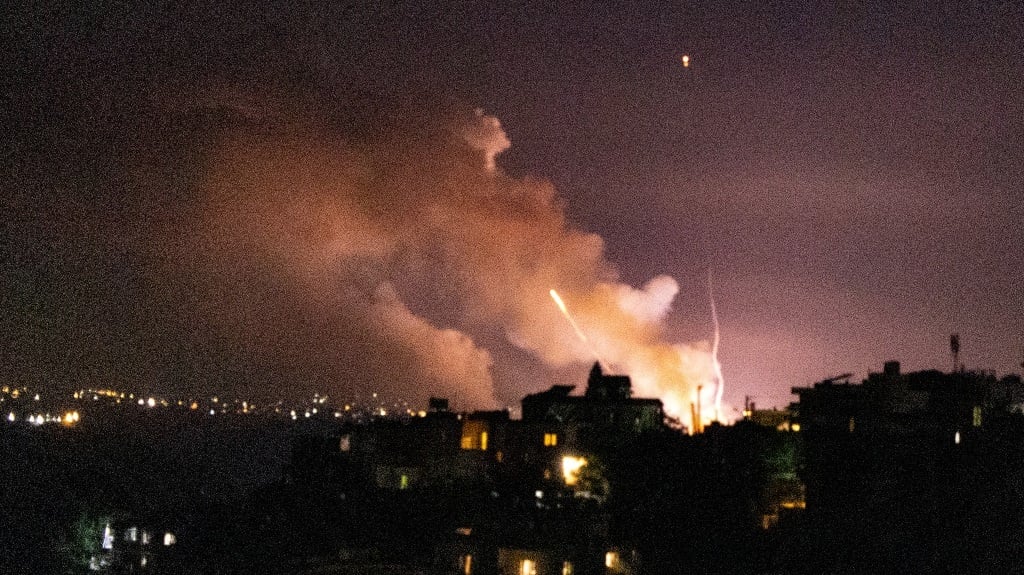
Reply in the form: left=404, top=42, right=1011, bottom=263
left=148, top=101, right=720, bottom=421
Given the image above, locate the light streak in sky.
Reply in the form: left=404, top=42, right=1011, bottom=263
left=708, top=269, right=725, bottom=422
left=549, top=289, right=608, bottom=370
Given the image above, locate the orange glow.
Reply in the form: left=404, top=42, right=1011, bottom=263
left=681, top=54, right=690, bottom=68
left=561, top=455, right=587, bottom=486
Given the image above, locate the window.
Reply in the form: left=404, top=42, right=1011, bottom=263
left=562, top=561, right=574, bottom=575
left=973, top=406, right=982, bottom=428
left=544, top=433, right=558, bottom=447
left=461, top=554, right=473, bottom=575
left=521, top=559, right=536, bottom=575
left=400, top=474, right=410, bottom=490
left=480, top=431, right=488, bottom=451
left=605, top=551, right=620, bottom=569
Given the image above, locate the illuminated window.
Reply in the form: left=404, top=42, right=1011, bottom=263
left=461, top=436, right=475, bottom=449
left=163, top=532, right=176, bottom=546
left=400, top=474, right=410, bottom=489
left=339, top=435, right=351, bottom=452
left=544, top=433, right=558, bottom=447
left=973, top=405, right=982, bottom=427
left=955, top=431, right=961, bottom=445
left=141, top=531, right=151, bottom=545
left=848, top=417, right=855, bottom=433
left=126, top=527, right=138, bottom=542
left=461, top=554, right=473, bottom=574
left=480, top=431, right=488, bottom=451
left=521, top=559, right=536, bottom=575
left=562, top=561, right=574, bottom=575
left=605, top=551, right=619, bottom=569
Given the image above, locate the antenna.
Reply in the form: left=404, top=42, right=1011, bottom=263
left=950, top=334, right=960, bottom=373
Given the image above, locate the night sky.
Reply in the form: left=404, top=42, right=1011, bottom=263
left=4, top=2, right=1022, bottom=420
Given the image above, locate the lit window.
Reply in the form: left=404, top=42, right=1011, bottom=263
left=126, top=527, right=138, bottom=542
left=973, top=405, right=982, bottom=427
left=848, top=417, right=855, bottom=433
left=562, top=561, right=574, bottom=575
left=480, top=431, right=488, bottom=451
left=461, top=436, right=475, bottom=449
left=461, top=554, right=473, bottom=575
left=544, top=433, right=558, bottom=447
left=163, top=532, right=176, bottom=546
left=141, top=531, right=150, bottom=545
left=339, top=435, right=351, bottom=452
left=605, top=551, right=619, bottom=569
left=955, top=431, right=961, bottom=445
left=521, top=559, right=537, bottom=575
left=400, top=474, right=410, bottom=489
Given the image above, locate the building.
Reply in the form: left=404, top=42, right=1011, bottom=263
left=521, top=363, right=665, bottom=442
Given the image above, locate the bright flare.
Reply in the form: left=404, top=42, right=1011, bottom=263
left=549, top=289, right=608, bottom=370
left=561, top=455, right=587, bottom=486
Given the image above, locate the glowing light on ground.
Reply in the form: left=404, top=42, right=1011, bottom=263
left=561, top=455, right=587, bottom=486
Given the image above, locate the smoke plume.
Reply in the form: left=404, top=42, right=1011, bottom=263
left=154, top=101, right=720, bottom=421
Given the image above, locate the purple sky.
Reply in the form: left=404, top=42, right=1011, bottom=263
left=5, top=2, right=1022, bottom=415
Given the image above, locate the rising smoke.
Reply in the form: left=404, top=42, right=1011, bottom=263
left=158, top=99, right=722, bottom=423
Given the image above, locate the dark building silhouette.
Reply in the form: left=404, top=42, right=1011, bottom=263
left=789, top=361, right=1024, bottom=573
left=521, top=363, right=665, bottom=441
